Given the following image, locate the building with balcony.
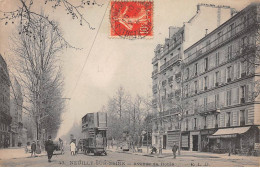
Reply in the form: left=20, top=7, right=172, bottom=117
left=10, top=77, right=23, bottom=147
left=0, top=54, right=11, bottom=148
left=182, top=3, right=260, bottom=153
left=151, top=4, right=235, bottom=149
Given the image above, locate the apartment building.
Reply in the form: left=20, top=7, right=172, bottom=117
left=0, top=54, right=11, bottom=148
left=182, top=3, right=260, bottom=153
left=10, top=77, right=23, bottom=147
left=151, top=4, right=235, bottom=149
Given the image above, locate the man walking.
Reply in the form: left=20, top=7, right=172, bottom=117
left=172, top=142, right=178, bottom=159
left=31, top=141, right=36, bottom=157
left=45, top=136, right=54, bottom=162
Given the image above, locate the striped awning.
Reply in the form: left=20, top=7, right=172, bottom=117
left=208, top=126, right=250, bottom=139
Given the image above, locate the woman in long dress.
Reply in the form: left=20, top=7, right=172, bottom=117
left=70, top=141, right=76, bottom=156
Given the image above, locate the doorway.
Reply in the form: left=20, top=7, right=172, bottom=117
left=192, top=135, right=198, bottom=151
left=163, top=135, right=167, bottom=149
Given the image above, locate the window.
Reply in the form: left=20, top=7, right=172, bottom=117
left=185, top=84, right=189, bottom=97
left=206, top=40, right=210, bottom=51
left=227, top=66, right=232, bottom=82
left=215, top=94, right=220, bottom=108
left=241, top=85, right=246, bottom=98
left=194, top=118, right=197, bottom=129
left=186, top=68, right=189, bottom=80
left=240, top=85, right=248, bottom=103
left=241, top=36, right=248, bottom=49
left=240, top=110, right=246, bottom=126
left=217, top=31, right=222, bottom=43
left=204, top=76, right=208, bottom=90
left=215, top=52, right=219, bottom=66
left=226, top=90, right=232, bottom=106
left=204, top=97, right=207, bottom=106
left=241, top=61, right=247, bottom=76
left=230, top=23, right=235, bottom=37
left=215, top=71, right=220, bottom=85
left=194, top=99, right=198, bottom=107
left=243, top=16, right=247, bottom=28
left=204, top=58, right=208, bottom=71
left=194, top=63, right=198, bottom=75
left=227, top=45, right=232, bottom=60
left=226, top=112, right=231, bottom=127
left=194, top=81, right=198, bottom=93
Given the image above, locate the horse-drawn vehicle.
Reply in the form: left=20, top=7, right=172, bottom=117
left=81, top=112, right=108, bottom=156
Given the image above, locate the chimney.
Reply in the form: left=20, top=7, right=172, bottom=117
left=169, top=26, right=180, bottom=38
left=205, top=29, right=208, bottom=36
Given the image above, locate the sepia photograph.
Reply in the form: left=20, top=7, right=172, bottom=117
left=0, top=0, right=259, bottom=167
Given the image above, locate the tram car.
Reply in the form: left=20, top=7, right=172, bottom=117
left=81, top=112, right=108, bottom=156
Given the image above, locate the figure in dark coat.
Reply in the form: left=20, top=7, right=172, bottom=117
left=172, top=143, right=178, bottom=159
left=45, top=136, right=54, bottom=162
left=31, top=141, right=36, bottom=157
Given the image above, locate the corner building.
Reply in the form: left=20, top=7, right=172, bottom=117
left=182, top=3, right=260, bottom=153
left=151, top=4, right=235, bottom=149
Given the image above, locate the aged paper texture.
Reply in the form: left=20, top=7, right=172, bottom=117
left=0, top=0, right=259, bottom=167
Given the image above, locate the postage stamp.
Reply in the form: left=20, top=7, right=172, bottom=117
left=110, top=0, right=153, bottom=39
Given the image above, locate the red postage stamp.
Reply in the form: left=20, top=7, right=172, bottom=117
left=110, top=0, right=153, bottom=39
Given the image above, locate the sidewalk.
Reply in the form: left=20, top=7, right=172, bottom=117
left=0, top=147, right=46, bottom=160
left=107, top=147, right=259, bottom=161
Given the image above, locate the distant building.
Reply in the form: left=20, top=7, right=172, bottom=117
left=182, top=3, right=260, bottom=152
left=151, top=3, right=235, bottom=150
left=0, top=54, right=11, bottom=148
left=10, top=77, right=23, bottom=147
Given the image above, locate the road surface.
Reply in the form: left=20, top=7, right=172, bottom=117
left=0, top=147, right=258, bottom=167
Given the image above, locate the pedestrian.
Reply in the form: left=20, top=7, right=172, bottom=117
left=70, top=141, right=76, bottom=156
left=172, top=142, right=178, bottom=159
left=31, top=141, right=36, bottom=157
left=45, top=136, right=54, bottom=162
left=59, top=138, right=64, bottom=155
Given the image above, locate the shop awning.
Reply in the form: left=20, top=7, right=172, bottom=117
left=208, top=126, right=250, bottom=139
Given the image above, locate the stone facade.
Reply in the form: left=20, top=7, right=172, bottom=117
left=10, top=77, right=23, bottom=147
left=0, top=54, right=11, bottom=148
left=151, top=4, right=235, bottom=149
left=182, top=3, right=260, bottom=153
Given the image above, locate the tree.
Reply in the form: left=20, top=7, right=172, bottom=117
left=1, top=0, right=103, bottom=48
left=10, top=14, right=65, bottom=141
left=104, top=87, right=152, bottom=150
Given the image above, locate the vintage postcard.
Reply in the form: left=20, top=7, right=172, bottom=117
left=0, top=0, right=259, bottom=167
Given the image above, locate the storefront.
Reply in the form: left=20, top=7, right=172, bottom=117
left=200, top=129, right=217, bottom=152
left=208, top=126, right=259, bottom=154
left=167, top=130, right=180, bottom=149
left=181, top=132, right=189, bottom=150
left=189, top=131, right=200, bottom=151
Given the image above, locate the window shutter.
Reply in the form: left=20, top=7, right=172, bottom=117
left=231, top=65, right=234, bottom=80
left=236, top=87, right=239, bottom=104
left=245, top=85, right=249, bottom=101
left=233, top=64, right=237, bottom=79
left=237, top=111, right=240, bottom=126
left=237, top=62, right=240, bottom=78
left=245, top=110, right=248, bottom=125
left=225, top=47, right=228, bottom=61
left=230, top=112, right=233, bottom=126
left=209, top=75, right=212, bottom=88
left=225, top=91, right=228, bottom=106
left=222, top=69, right=226, bottom=84
left=200, top=78, right=203, bottom=91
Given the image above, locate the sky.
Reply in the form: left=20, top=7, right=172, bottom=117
left=0, top=0, right=255, bottom=138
